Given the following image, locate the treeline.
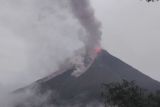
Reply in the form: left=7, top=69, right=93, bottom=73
left=101, top=80, right=160, bottom=107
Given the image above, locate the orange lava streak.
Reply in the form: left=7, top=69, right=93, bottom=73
left=95, top=47, right=102, bottom=54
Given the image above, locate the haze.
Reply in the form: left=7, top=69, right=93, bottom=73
left=91, top=0, right=160, bottom=81
left=0, top=0, right=160, bottom=91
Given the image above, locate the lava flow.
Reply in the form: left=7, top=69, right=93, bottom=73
left=95, top=47, right=102, bottom=54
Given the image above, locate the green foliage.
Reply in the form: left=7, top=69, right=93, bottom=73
left=101, top=80, right=160, bottom=107
left=145, top=91, right=160, bottom=107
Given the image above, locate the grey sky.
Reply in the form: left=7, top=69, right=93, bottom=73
left=0, top=0, right=83, bottom=89
left=0, top=0, right=160, bottom=90
left=91, top=0, right=160, bottom=81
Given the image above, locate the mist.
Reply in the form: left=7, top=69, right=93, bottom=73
left=0, top=0, right=84, bottom=90
left=0, top=0, right=103, bottom=106
left=0, top=0, right=83, bottom=105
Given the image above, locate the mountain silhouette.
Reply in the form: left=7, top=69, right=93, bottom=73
left=15, top=49, right=160, bottom=106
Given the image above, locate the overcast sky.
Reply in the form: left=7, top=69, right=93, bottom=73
left=91, top=0, right=160, bottom=81
left=0, top=0, right=160, bottom=90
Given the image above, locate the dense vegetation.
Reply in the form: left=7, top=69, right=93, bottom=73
left=102, top=80, right=160, bottom=107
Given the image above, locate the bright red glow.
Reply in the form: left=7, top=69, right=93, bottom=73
left=95, top=47, right=102, bottom=54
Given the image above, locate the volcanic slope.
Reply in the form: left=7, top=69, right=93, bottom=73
left=16, top=49, right=160, bottom=106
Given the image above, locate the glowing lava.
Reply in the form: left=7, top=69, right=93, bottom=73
left=95, top=47, right=102, bottom=54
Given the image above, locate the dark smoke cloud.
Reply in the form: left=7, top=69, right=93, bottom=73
left=70, top=0, right=102, bottom=54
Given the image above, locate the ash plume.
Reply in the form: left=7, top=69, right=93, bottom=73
left=0, top=0, right=102, bottom=106
left=70, top=0, right=102, bottom=55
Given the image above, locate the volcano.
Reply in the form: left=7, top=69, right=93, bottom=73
left=16, top=49, right=160, bottom=106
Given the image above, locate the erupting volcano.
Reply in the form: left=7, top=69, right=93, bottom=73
left=70, top=0, right=102, bottom=60
left=16, top=49, right=160, bottom=107
left=13, top=0, right=160, bottom=107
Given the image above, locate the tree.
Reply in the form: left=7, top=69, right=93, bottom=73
left=101, top=80, right=160, bottom=107
left=146, top=91, right=160, bottom=107
left=101, top=80, right=146, bottom=107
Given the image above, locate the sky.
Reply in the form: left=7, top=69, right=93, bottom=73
left=0, top=0, right=84, bottom=89
left=0, top=0, right=160, bottom=90
left=91, top=0, right=160, bottom=81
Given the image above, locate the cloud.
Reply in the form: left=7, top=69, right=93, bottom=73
left=0, top=0, right=103, bottom=106
left=0, top=0, right=84, bottom=90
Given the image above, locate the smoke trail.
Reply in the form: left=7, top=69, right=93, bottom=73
left=0, top=0, right=102, bottom=106
left=70, top=0, right=102, bottom=54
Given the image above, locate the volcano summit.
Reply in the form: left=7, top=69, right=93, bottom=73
left=15, top=49, right=160, bottom=106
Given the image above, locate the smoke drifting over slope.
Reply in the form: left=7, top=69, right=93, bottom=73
left=0, top=0, right=102, bottom=106
left=0, top=0, right=80, bottom=89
